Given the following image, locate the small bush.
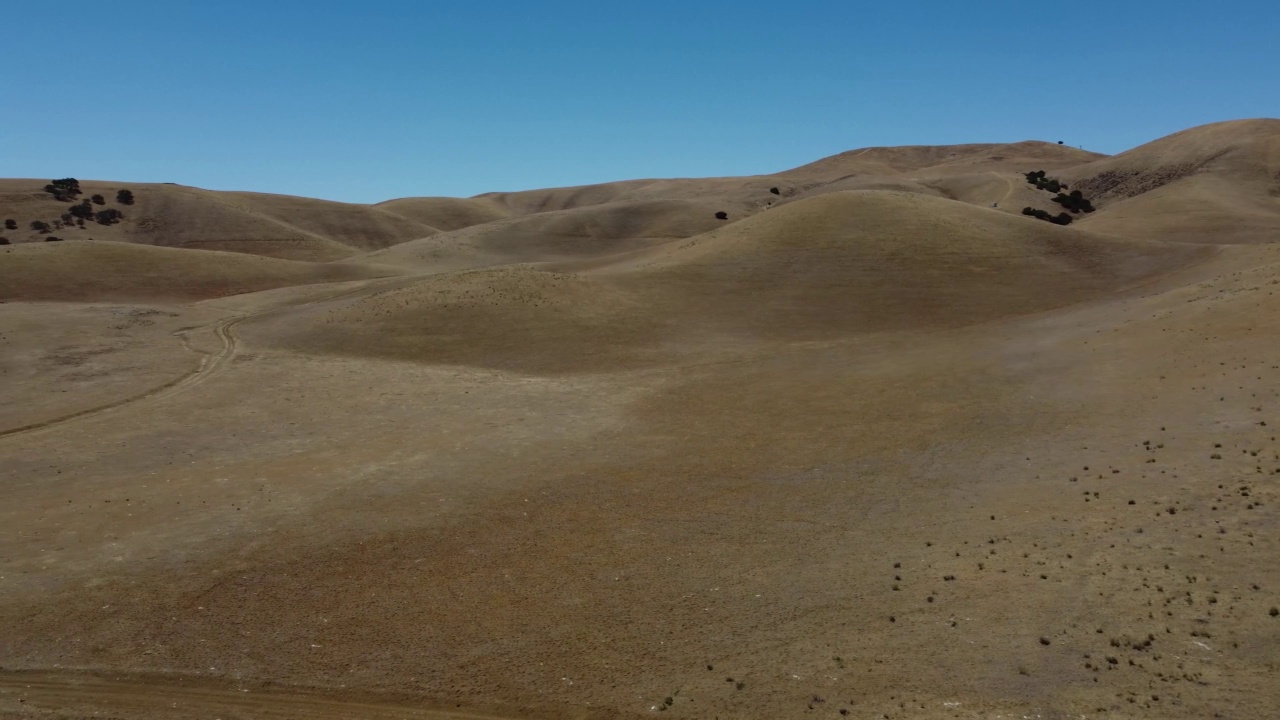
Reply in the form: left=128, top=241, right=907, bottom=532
left=715, top=211, right=728, bottom=220
left=3, top=219, right=15, bottom=230
left=45, top=236, right=64, bottom=242
left=30, top=220, right=50, bottom=233
left=69, top=201, right=95, bottom=221
left=116, top=189, right=135, bottom=205
left=0, top=237, right=9, bottom=245
left=769, top=186, right=780, bottom=195
left=91, top=194, right=105, bottom=205
left=95, top=208, right=125, bottom=225
left=1022, top=207, right=1073, bottom=226
left=1052, top=189, right=1095, bottom=213
left=1025, top=170, right=1046, bottom=184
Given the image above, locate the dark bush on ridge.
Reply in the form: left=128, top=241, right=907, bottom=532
left=116, top=189, right=135, bottom=205
left=43, top=178, right=82, bottom=201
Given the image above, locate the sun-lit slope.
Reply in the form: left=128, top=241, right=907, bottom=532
left=782, top=141, right=1104, bottom=183
left=356, top=198, right=750, bottom=270
left=374, top=196, right=511, bottom=231
left=217, top=191, right=440, bottom=251
left=477, top=175, right=792, bottom=216
left=1062, top=118, right=1280, bottom=243
left=0, top=181, right=439, bottom=262
left=254, top=191, right=1207, bottom=373
left=0, top=240, right=393, bottom=302
left=615, top=191, right=1209, bottom=338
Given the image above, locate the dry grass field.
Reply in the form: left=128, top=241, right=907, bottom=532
left=2, top=119, right=1279, bottom=719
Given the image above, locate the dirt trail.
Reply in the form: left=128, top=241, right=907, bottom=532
left=0, top=670, right=536, bottom=720
left=991, top=171, right=1015, bottom=204
left=0, top=276, right=416, bottom=442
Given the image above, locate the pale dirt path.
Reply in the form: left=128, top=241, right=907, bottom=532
left=991, top=171, right=1015, bottom=205
left=0, top=275, right=419, bottom=442
left=0, top=670, right=546, bottom=720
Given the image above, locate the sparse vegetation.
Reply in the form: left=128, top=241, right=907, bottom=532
left=69, top=201, right=96, bottom=222
left=116, top=188, right=135, bottom=205
left=1022, top=207, right=1073, bottom=226
left=4, top=219, right=15, bottom=230
left=45, top=236, right=64, bottom=242
left=1052, top=189, right=1096, bottom=214
left=30, top=220, right=51, bottom=234
left=95, top=208, right=125, bottom=226
left=43, top=178, right=82, bottom=202
left=91, top=194, right=106, bottom=205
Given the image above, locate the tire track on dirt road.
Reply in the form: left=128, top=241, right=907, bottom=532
left=0, top=670, right=546, bottom=720
left=0, top=275, right=417, bottom=442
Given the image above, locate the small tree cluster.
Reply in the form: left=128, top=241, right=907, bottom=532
left=91, top=194, right=105, bottom=205
left=1022, top=207, right=1073, bottom=225
left=1052, top=189, right=1096, bottom=214
left=30, top=220, right=51, bottom=234
left=43, top=178, right=82, bottom=202
left=95, top=208, right=125, bottom=225
left=1024, top=170, right=1068, bottom=193
left=4, top=219, right=16, bottom=230
left=69, top=201, right=96, bottom=222
left=116, top=189, right=135, bottom=205
left=0, top=237, right=9, bottom=245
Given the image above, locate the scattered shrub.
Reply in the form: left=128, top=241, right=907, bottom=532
left=95, top=208, right=125, bottom=225
left=715, top=211, right=728, bottom=220
left=1025, top=171, right=1063, bottom=193
left=3, top=219, right=15, bottom=230
left=0, top=237, right=9, bottom=245
left=769, top=187, right=780, bottom=195
left=91, top=194, right=105, bottom=205
left=116, top=189, right=135, bottom=205
left=43, top=178, right=82, bottom=201
left=30, top=220, right=50, bottom=233
left=1052, top=189, right=1096, bottom=213
left=1022, top=207, right=1073, bottom=225
left=45, top=236, right=64, bottom=242
left=69, top=201, right=96, bottom=221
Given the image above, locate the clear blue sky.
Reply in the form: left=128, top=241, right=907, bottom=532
left=3, top=1, right=1276, bottom=203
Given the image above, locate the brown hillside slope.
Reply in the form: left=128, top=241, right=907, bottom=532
left=375, top=196, right=511, bottom=231
left=1062, top=118, right=1280, bottom=243
left=0, top=240, right=394, bottom=302
left=0, top=181, right=439, bottom=261
left=252, top=191, right=1208, bottom=373
left=357, top=198, right=753, bottom=270
left=782, top=141, right=1103, bottom=182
